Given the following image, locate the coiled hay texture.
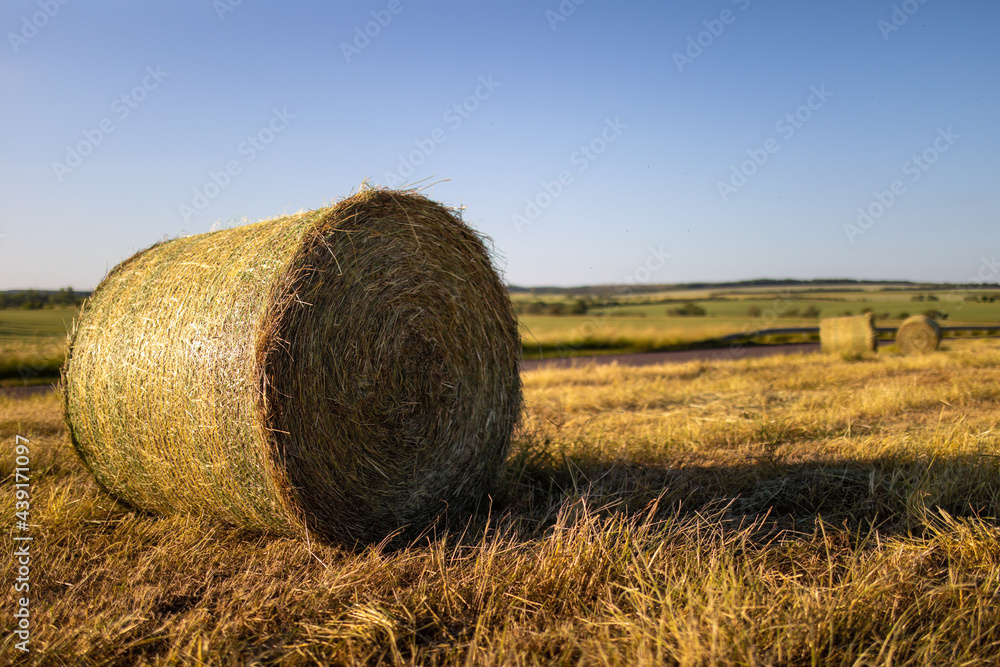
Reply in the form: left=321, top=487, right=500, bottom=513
left=62, top=188, right=522, bottom=546
left=896, top=314, right=942, bottom=355
left=819, top=313, right=877, bottom=356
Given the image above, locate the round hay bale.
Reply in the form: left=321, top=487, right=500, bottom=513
left=896, top=314, right=941, bottom=355
left=62, top=187, right=522, bottom=546
left=819, top=313, right=877, bottom=356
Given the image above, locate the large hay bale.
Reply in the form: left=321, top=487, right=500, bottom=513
left=62, top=188, right=522, bottom=546
left=819, top=313, right=877, bottom=356
left=896, top=314, right=942, bottom=355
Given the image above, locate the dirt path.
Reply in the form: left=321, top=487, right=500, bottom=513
left=4, top=344, right=829, bottom=396
left=521, top=343, right=823, bottom=371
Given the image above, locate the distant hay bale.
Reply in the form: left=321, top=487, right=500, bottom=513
left=896, top=314, right=941, bottom=355
left=819, top=313, right=877, bottom=356
left=62, top=187, right=522, bottom=546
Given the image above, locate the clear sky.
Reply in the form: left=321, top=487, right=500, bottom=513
left=2, top=0, right=998, bottom=290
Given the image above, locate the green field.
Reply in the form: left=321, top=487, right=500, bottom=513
left=4, top=287, right=1000, bottom=372
left=0, top=308, right=76, bottom=382
left=0, top=308, right=76, bottom=341
left=516, top=288, right=1000, bottom=357
left=513, top=287, right=1000, bottom=320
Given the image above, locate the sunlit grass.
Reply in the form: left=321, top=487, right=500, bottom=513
left=0, top=339, right=67, bottom=381
left=3, top=339, right=1000, bottom=663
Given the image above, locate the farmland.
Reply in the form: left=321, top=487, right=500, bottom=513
left=0, top=308, right=75, bottom=383
left=3, top=285, right=1000, bottom=378
left=6, top=0, right=996, bottom=661
left=4, top=338, right=1000, bottom=663
left=516, top=284, right=1000, bottom=357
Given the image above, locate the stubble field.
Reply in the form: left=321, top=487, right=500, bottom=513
left=4, top=339, right=1000, bottom=664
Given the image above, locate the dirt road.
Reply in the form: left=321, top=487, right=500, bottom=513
left=521, top=343, right=822, bottom=371
left=1, top=343, right=835, bottom=397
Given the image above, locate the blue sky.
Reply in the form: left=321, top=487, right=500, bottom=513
left=2, top=0, right=998, bottom=290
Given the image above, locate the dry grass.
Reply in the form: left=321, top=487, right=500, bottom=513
left=4, top=340, right=1000, bottom=664
left=522, top=323, right=742, bottom=357
left=0, top=340, right=66, bottom=382
left=62, top=187, right=521, bottom=547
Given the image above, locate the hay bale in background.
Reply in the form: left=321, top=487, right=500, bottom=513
left=819, top=313, right=877, bottom=356
left=896, top=314, right=942, bottom=355
left=62, top=187, right=522, bottom=546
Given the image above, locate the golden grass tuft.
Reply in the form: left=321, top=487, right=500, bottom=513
left=61, top=187, right=522, bottom=547
left=896, top=313, right=942, bottom=355
left=819, top=313, right=877, bottom=357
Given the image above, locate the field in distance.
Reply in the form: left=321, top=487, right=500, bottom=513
left=516, top=284, right=1000, bottom=358
left=0, top=308, right=76, bottom=383
left=2, top=283, right=1000, bottom=376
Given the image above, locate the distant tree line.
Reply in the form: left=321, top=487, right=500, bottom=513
left=516, top=299, right=590, bottom=316
left=746, top=304, right=821, bottom=318
left=0, top=288, right=85, bottom=309
left=912, top=294, right=997, bottom=303
left=508, top=279, right=1000, bottom=299
left=668, top=303, right=707, bottom=317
